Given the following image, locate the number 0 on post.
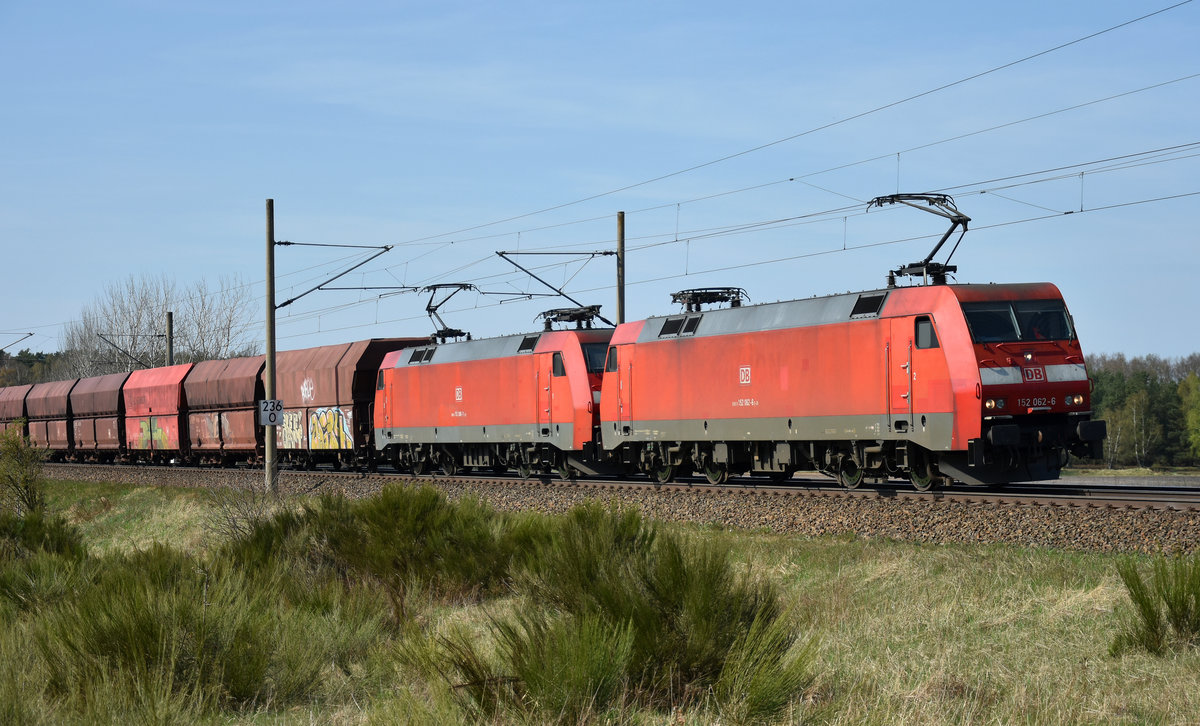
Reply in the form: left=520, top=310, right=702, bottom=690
left=259, top=399, right=284, bottom=427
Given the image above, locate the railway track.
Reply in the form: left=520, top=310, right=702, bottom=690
left=43, top=463, right=1200, bottom=554
left=48, top=462, right=1200, bottom=512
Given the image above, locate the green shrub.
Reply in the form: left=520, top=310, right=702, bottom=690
left=521, top=502, right=801, bottom=703
left=0, top=624, right=41, bottom=726
left=0, top=549, right=93, bottom=613
left=0, top=509, right=87, bottom=563
left=493, top=611, right=634, bottom=723
left=313, top=485, right=511, bottom=621
left=715, top=608, right=816, bottom=724
left=35, top=543, right=326, bottom=712
left=1112, top=554, right=1200, bottom=655
left=0, top=423, right=46, bottom=516
left=219, top=484, right=525, bottom=626
left=435, top=501, right=814, bottom=721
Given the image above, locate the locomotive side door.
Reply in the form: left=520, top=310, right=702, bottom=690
left=909, top=314, right=953, bottom=445
left=376, top=370, right=390, bottom=430
left=535, top=352, right=555, bottom=437
left=615, top=345, right=634, bottom=435
left=887, top=319, right=914, bottom=433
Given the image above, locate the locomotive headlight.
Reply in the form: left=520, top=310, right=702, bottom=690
left=985, top=398, right=1005, bottom=410
left=1070, top=394, right=1084, bottom=405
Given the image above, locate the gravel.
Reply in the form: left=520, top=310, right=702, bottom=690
left=47, top=464, right=1200, bottom=555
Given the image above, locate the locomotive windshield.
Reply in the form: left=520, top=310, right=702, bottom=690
left=962, top=299, right=1075, bottom=343
left=582, top=343, right=608, bottom=373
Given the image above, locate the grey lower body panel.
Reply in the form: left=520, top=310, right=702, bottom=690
left=601, top=413, right=956, bottom=452
left=376, top=422, right=576, bottom=452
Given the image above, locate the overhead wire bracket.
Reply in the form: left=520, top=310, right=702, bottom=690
left=274, top=241, right=394, bottom=309
left=495, top=250, right=615, bottom=326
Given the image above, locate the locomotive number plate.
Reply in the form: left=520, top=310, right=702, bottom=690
left=1017, top=397, right=1055, bottom=408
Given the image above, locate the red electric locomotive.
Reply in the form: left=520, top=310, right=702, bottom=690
left=598, top=282, right=1104, bottom=488
left=597, top=194, right=1105, bottom=488
left=374, top=318, right=612, bottom=478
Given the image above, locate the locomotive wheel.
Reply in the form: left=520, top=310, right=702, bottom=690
left=908, top=451, right=935, bottom=491
left=556, top=463, right=577, bottom=481
left=411, top=457, right=428, bottom=476
left=517, top=462, right=535, bottom=480
left=654, top=464, right=676, bottom=484
left=703, top=462, right=729, bottom=485
left=837, top=459, right=863, bottom=490
left=439, top=454, right=459, bottom=476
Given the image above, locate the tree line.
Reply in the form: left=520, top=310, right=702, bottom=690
left=1090, top=353, right=1200, bottom=468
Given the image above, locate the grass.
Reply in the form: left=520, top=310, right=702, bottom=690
left=45, top=479, right=211, bottom=555
left=4, top=477, right=1200, bottom=724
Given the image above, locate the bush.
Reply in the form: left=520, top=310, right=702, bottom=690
left=441, top=501, right=814, bottom=722
left=0, top=549, right=92, bottom=613
left=0, top=509, right=87, bottom=563
left=219, top=484, right=524, bottom=625
left=35, top=543, right=327, bottom=712
left=0, top=423, right=46, bottom=516
left=714, top=608, right=816, bottom=724
left=313, top=485, right=513, bottom=621
left=497, top=611, right=634, bottom=723
left=1111, top=554, right=1200, bottom=655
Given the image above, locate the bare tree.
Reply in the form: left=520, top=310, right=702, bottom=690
left=59, top=273, right=258, bottom=377
left=177, top=276, right=259, bottom=362
left=1124, top=389, right=1162, bottom=468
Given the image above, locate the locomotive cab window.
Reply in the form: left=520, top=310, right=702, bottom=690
left=581, top=343, right=608, bottom=374
left=962, top=299, right=1075, bottom=343
left=377, top=371, right=385, bottom=390
left=604, top=346, right=618, bottom=373
left=552, top=352, right=566, bottom=377
left=915, top=316, right=939, bottom=349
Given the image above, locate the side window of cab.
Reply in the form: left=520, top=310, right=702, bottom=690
left=915, top=316, right=939, bottom=349
left=604, top=346, right=618, bottom=373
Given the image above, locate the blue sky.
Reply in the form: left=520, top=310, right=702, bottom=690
left=2, top=1, right=1197, bottom=358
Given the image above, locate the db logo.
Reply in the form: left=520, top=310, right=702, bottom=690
left=1023, top=367, right=1046, bottom=382
left=455, top=386, right=463, bottom=401
left=739, top=366, right=752, bottom=385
